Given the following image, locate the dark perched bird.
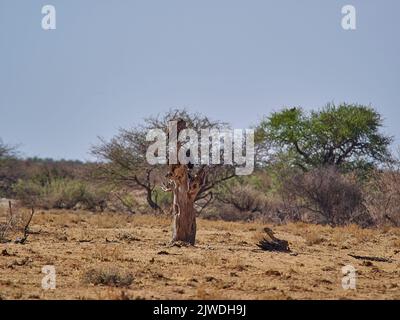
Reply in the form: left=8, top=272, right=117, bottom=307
left=257, top=227, right=290, bottom=252
left=186, top=149, right=194, bottom=170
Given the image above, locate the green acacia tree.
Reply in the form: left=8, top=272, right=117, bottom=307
left=256, top=103, right=392, bottom=171
left=0, top=139, right=18, bottom=197
left=0, top=139, right=14, bottom=159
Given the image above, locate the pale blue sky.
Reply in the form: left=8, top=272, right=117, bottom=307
left=1, top=0, right=399, bottom=160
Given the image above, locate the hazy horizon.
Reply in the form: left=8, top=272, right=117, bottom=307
left=1, top=0, right=399, bottom=161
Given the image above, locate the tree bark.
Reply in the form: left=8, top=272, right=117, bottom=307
left=163, top=119, right=206, bottom=245
left=170, top=168, right=197, bottom=245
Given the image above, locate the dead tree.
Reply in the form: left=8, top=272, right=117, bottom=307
left=0, top=202, right=35, bottom=244
left=0, top=201, right=14, bottom=243
left=93, top=110, right=236, bottom=242
left=162, top=119, right=207, bottom=245
left=92, top=109, right=235, bottom=214
left=15, top=207, right=35, bottom=244
left=163, top=165, right=206, bottom=245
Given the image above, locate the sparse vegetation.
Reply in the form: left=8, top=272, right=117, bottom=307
left=0, top=211, right=399, bottom=299
left=13, top=178, right=109, bottom=211
left=0, top=201, right=35, bottom=244
left=303, top=230, right=325, bottom=246
left=83, top=267, right=134, bottom=287
left=0, top=104, right=399, bottom=229
left=280, top=166, right=370, bottom=226
left=1, top=104, right=400, bottom=299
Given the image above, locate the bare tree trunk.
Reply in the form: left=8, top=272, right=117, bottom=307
left=164, top=165, right=205, bottom=245
left=162, top=119, right=206, bottom=246
left=171, top=170, right=197, bottom=245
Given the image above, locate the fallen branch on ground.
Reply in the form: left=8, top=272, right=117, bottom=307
left=348, top=254, right=393, bottom=263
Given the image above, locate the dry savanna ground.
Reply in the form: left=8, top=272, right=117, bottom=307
left=1, top=210, right=400, bottom=300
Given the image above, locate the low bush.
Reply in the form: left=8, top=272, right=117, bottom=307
left=216, top=181, right=269, bottom=214
left=13, top=178, right=109, bottom=211
left=83, top=267, right=133, bottom=287
left=280, top=166, right=372, bottom=226
left=152, top=187, right=173, bottom=209
left=363, top=167, right=400, bottom=227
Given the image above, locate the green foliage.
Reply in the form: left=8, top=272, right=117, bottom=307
left=0, top=154, right=90, bottom=199
left=13, top=178, right=109, bottom=211
left=114, top=192, right=140, bottom=213
left=152, top=187, right=173, bottom=208
left=257, top=103, right=392, bottom=171
left=214, top=173, right=270, bottom=215
left=0, top=139, right=17, bottom=197
left=0, top=139, right=15, bottom=159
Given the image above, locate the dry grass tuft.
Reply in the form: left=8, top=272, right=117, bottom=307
left=1, top=210, right=399, bottom=300
left=342, top=224, right=376, bottom=242
left=304, top=231, right=325, bottom=246
left=83, top=267, right=133, bottom=287
left=92, top=244, right=124, bottom=262
left=392, top=239, right=400, bottom=248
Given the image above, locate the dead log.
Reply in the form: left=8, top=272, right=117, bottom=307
left=348, top=254, right=393, bottom=263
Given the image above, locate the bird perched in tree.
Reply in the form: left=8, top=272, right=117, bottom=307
left=186, top=149, right=194, bottom=170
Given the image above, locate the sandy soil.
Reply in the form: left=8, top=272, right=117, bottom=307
left=0, top=210, right=399, bottom=300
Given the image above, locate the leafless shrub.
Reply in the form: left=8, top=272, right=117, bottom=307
left=91, top=109, right=235, bottom=213
left=216, top=206, right=258, bottom=222
left=280, top=166, right=371, bottom=226
left=205, top=183, right=270, bottom=221
left=363, top=156, right=400, bottom=226
left=0, top=200, right=35, bottom=243
left=0, top=201, right=15, bottom=242
left=217, top=184, right=269, bottom=214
